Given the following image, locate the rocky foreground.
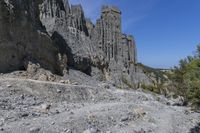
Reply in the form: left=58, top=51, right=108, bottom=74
left=0, top=71, right=199, bottom=133
left=0, top=0, right=200, bottom=132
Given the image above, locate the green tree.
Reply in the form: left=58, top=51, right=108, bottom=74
left=170, top=44, right=200, bottom=108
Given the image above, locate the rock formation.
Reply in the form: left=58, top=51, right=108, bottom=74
left=0, top=0, right=67, bottom=75
left=0, top=0, right=152, bottom=87
left=93, top=5, right=139, bottom=86
left=1, top=1, right=200, bottom=133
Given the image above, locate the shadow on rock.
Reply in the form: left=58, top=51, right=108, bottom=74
left=190, top=122, right=200, bottom=133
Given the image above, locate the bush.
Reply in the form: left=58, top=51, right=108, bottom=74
left=141, top=84, right=162, bottom=94
left=170, top=44, right=200, bottom=108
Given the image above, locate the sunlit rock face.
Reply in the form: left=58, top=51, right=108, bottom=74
left=0, top=0, right=151, bottom=86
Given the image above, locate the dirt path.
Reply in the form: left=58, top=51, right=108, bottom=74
left=0, top=78, right=199, bottom=133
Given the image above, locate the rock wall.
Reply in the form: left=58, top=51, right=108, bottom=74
left=0, top=0, right=66, bottom=74
left=0, top=0, right=152, bottom=87
left=39, top=0, right=106, bottom=74
left=92, top=6, right=140, bottom=86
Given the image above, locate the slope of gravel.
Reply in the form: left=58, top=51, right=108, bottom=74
left=0, top=77, right=199, bottom=133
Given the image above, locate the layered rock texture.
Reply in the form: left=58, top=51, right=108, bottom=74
left=0, top=0, right=66, bottom=75
left=0, top=0, right=152, bottom=87
left=1, top=1, right=200, bottom=132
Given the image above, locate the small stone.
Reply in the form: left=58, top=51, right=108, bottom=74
left=70, top=111, right=74, bottom=115
left=104, top=85, right=110, bottom=89
left=29, top=127, right=41, bottom=133
left=120, top=116, right=129, bottom=122
left=0, top=119, right=4, bottom=126
left=20, top=94, right=25, bottom=99
left=65, top=108, right=70, bottom=112
left=31, top=113, right=40, bottom=117
left=22, top=122, right=31, bottom=126
left=140, top=128, right=146, bottom=133
left=41, top=104, right=51, bottom=110
left=83, top=128, right=97, bottom=133
left=65, top=80, right=71, bottom=84
left=72, top=82, right=78, bottom=85
left=56, top=89, right=61, bottom=93
left=51, top=122, right=55, bottom=125
left=59, top=80, right=65, bottom=83
left=38, top=74, right=48, bottom=81
left=64, top=129, right=71, bottom=133
left=20, top=112, right=29, bottom=117
left=6, top=84, right=12, bottom=88
left=55, top=110, right=60, bottom=114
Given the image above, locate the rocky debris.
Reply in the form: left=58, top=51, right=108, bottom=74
left=0, top=0, right=199, bottom=133
left=56, top=89, right=62, bottom=93
left=6, top=84, right=12, bottom=88
left=134, top=128, right=146, bottom=133
left=19, top=112, right=29, bottom=118
left=83, top=128, right=98, bottom=133
left=59, top=80, right=71, bottom=84
left=33, top=103, right=51, bottom=114
left=190, top=122, right=200, bottom=133
left=29, top=127, right=41, bottom=133
left=0, top=78, right=199, bottom=133
left=120, top=116, right=129, bottom=122
left=134, top=108, right=146, bottom=118
left=171, top=96, right=186, bottom=106
left=24, top=61, right=40, bottom=75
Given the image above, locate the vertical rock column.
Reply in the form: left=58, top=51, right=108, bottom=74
left=96, top=6, right=122, bottom=62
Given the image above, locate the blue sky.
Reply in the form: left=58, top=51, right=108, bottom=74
left=69, top=0, right=200, bottom=68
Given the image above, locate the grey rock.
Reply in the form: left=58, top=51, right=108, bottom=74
left=41, top=104, right=51, bottom=110
left=64, top=129, right=72, bottom=133
left=29, top=127, right=41, bottom=133
left=120, top=116, right=129, bottom=122
left=0, top=0, right=154, bottom=87
left=171, top=96, right=185, bottom=106
left=20, top=112, right=29, bottom=118
left=0, top=78, right=199, bottom=133
left=57, top=89, right=62, bottom=93
left=83, top=128, right=98, bottom=133
left=0, top=0, right=67, bottom=75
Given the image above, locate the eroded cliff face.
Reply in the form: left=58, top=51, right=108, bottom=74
left=39, top=0, right=105, bottom=75
left=0, top=0, right=67, bottom=74
left=0, top=0, right=152, bottom=87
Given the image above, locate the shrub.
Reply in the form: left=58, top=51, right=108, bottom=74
left=170, top=44, right=200, bottom=108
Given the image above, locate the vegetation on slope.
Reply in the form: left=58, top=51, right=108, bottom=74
left=169, top=44, right=200, bottom=108
left=137, top=63, right=170, bottom=95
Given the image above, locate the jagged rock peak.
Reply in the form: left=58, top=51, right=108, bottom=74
left=101, top=5, right=121, bottom=14
left=0, top=0, right=152, bottom=86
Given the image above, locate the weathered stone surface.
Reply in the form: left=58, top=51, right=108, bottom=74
left=39, top=0, right=104, bottom=74
left=0, top=0, right=152, bottom=86
left=0, top=0, right=66, bottom=75
left=92, top=5, right=144, bottom=86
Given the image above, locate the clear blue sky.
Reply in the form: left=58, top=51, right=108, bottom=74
left=70, top=0, right=200, bottom=68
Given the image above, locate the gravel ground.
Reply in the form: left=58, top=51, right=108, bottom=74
left=0, top=76, right=199, bottom=133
